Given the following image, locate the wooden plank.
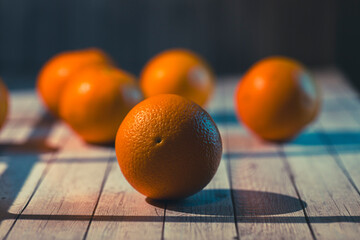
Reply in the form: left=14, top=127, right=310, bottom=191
left=86, top=77, right=231, bottom=240
left=317, top=110, right=360, bottom=192
left=163, top=159, right=237, bottom=240
left=0, top=118, right=18, bottom=143
left=5, top=133, right=112, bottom=240
left=314, top=69, right=358, bottom=100
left=283, top=127, right=360, bottom=239
left=1, top=69, right=359, bottom=239
left=0, top=113, right=69, bottom=238
left=161, top=81, right=237, bottom=240
left=223, top=79, right=313, bottom=239
left=316, top=70, right=360, bottom=189
left=206, top=80, right=225, bottom=115
left=9, top=90, right=44, bottom=120
left=86, top=157, right=164, bottom=240
left=281, top=71, right=360, bottom=239
left=227, top=126, right=314, bottom=240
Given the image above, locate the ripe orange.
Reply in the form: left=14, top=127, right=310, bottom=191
left=115, top=94, right=222, bottom=200
left=235, top=56, right=321, bottom=141
left=0, top=78, right=8, bottom=129
left=37, top=48, right=111, bottom=116
left=59, top=64, right=142, bottom=144
left=140, top=49, right=215, bottom=107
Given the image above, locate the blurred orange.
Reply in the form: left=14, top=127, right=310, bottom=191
left=234, top=56, right=321, bottom=141
left=0, top=78, right=8, bottom=129
left=37, top=48, right=111, bottom=116
left=59, top=64, right=142, bottom=144
left=140, top=49, right=214, bottom=107
left=116, top=94, right=222, bottom=199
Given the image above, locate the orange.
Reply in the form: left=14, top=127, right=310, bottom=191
left=140, top=49, right=215, bottom=107
left=115, top=94, right=222, bottom=200
left=59, top=64, right=142, bottom=144
left=234, top=56, right=321, bottom=141
left=37, top=48, right=111, bottom=116
left=0, top=78, right=8, bottom=129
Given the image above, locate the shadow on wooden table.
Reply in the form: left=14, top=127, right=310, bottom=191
left=0, top=113, right=58, bottom=225
left=291, top=131, right=360, bottom=146
left=0, top=140, right=57, bottom=154
left=146, top=189, right=305, bottom=216
left=2, top=213, right=359, bottom=223
left=224, top=130, right=360, bottom=159
left=1, top=187, right=359, bottom=223
left=0, top=114, right=59, bottom=154
left=1, top=113, right=359, bottom=224
left=211, top=112, right=239, bottom=125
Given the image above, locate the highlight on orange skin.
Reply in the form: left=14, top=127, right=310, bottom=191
left=115, top=94, right=222, bottom=200
left=37, top=48, right=111, bottom=117
left=59, top=64, right=142, bottom=144
left=140, top=49, right=215, bottom=107
left=234, top=56, right=321, bottom=141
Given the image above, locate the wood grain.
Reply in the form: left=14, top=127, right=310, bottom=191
left=283, top=128, right=360, bottom=239
left=86, top=158, right=165, bottom=240
left=163, top=159, right=237, bottom=240
left=222, top=80, right=314, bottom=239
left=0, top=111, right=69, bottom=238
left=8, top=90, right=44, bottom=120
left=1, top=92, right=109, bottom=239
left=1, top=69, right=359, bottom=239
left=5, top=135, right=112, bottom=240
left=280, top=70, right=360, bottom=239
left=318, top=110, right=360, bottom=190
left=317, top=70, right=360, bottom=190
left=161, top=82, right=237, bottom=240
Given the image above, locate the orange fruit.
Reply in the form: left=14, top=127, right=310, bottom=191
left=140, top=49, right=215, bottom=107
left=235, top=56, right=321, bottom=141
left=37, top=48, right=111, bottom=116
left=115, top=94, right=222, bottom=200
left=0, top=78, right=8, bottom=129
left=59, top=64, right=142, bottom=144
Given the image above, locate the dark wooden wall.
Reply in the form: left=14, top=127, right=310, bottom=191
left=0, top=0, right=340, bottom=78
left=336, top=0, right=360, bottom=90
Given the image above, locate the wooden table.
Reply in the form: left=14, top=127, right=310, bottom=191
left=0, top=69, right=359, bottom=240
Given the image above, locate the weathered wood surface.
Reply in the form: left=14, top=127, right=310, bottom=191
left=222, top=80, right=314, bottom=240
left=0, top=69, right=359, bottom=239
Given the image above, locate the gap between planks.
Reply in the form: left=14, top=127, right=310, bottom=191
left=1, top=68, right=359, bottom=240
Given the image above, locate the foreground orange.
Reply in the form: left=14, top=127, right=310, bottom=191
left=235, top=56, right=321, bottom=141
left=59, top=64, right=142, bottom=144
left=140, top=49, right=215, bottom=107
left=0, top=78, right=8, bottom=129
left=37, top=48, right=111, bottom=116
left=115, top=94, right=222, bottom=200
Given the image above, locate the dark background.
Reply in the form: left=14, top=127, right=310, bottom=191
left=0, top=0, right=359, bottom=89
